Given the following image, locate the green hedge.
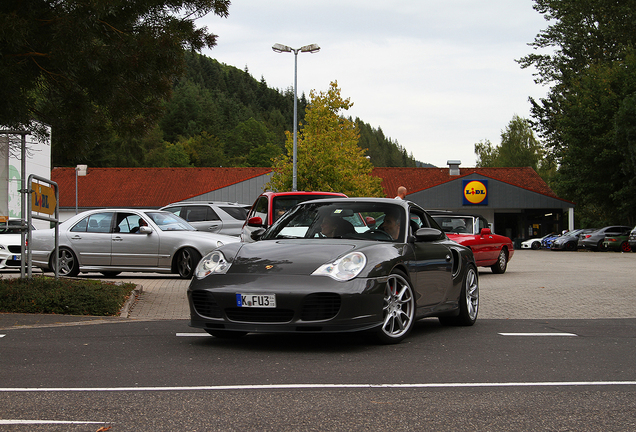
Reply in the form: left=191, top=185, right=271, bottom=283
left=0, top=276, right=136, bottom=316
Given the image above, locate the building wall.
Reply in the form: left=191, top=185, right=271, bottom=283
left=406, top=174, right=573, bottom=239
left=408, top=175, right=572, bottom=210
left=182, top=173, right=272, bottom=206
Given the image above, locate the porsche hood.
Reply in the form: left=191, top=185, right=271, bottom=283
left=226, top=240, right=358, bottom=275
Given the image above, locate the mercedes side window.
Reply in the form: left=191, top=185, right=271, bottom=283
left=71, top=212, right=113, bottom=233
left=116, top=213, right=147, bottom=233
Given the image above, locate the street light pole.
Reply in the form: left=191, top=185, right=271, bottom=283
left=272, top=43, right=320, bottom=192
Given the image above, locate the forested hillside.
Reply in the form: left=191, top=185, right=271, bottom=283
left=69, top=53, right=427, bottom=168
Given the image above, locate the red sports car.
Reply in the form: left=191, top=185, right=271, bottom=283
left=429, top=211, right=514, bottom=274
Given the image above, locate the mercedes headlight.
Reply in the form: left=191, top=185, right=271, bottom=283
left=312, top=252, right=367, bottom=281
left=195, top=250, right=231, bottom=279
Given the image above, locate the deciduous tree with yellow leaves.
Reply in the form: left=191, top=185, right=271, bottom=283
left=268, top=81, right=384, bottom=197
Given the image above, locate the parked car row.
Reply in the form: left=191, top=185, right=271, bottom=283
left=521, top=225, right=636, bottom=252
left=550, top=228, right=597, bottom=251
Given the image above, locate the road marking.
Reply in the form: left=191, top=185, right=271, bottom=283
left=499, top=333, right=577, bottom=336
left=0, top=335, right=5, bottom=338
left=0, top=420, right=104, bottom=425
left=176, top=333, right=211, bottom=337
left=1, top=381, right=635, bottom=392
left=178, top=332, right=581, bottom=338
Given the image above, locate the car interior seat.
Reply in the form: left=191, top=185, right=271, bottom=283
left=334, top=219, right=356, bottom=237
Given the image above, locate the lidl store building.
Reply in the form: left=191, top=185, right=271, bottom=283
left=51, top=161, right=574, bottom=243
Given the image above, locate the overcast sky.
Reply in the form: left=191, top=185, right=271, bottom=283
left=199, top=0, right=551, bottom=168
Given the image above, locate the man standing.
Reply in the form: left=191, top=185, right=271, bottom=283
left=395, top=186, right=407, bottom=200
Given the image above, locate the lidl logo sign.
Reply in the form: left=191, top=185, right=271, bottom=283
left=463, top=180, right=488, bottom=205
left=31, top=182, right=57, bottom=215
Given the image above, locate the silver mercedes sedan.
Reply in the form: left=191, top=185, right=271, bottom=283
left=30, top=209, right=239, bottom=278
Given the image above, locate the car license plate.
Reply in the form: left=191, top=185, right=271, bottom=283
left=236, top=293, right=276, bottom=308
left=12, top=255, right=21, bottom=261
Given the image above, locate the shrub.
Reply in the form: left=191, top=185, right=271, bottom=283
left=0, top=276, right=136, bottom=316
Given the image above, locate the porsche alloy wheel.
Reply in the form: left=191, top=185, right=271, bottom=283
left=460, top=265, right=479, bottom=324
left=491, top=248, right=508, bottom=274
left=176, top=247, right=202, bottom=279
left=376, top=271, right=415, bottom=344
left=439, top=264, right=479, bottom=326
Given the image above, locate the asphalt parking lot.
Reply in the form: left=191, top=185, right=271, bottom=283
left=1, top=249, right=635, bottom=328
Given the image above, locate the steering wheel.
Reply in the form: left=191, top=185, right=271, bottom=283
left=367, top=229, right=394, bottom=240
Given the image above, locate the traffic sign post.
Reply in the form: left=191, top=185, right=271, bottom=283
left=27, top=175, right=59, bottom=279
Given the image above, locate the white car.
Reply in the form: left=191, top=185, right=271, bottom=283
left=521, top=233, right=555, bottom=250
left=30, top=209, right=239, bottom=278
left=0, top=220, right=34, bottom=269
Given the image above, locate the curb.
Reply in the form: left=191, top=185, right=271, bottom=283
left=119, top=285, right=144, bottom=318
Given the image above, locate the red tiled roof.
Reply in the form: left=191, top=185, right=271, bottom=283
left=372, top=166, right=566, bottom=202
left=51, top=166, right=567, bottom=208
left=52, top=167, right=272, bottom=208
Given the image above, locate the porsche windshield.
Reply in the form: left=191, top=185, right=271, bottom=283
left=262, top=202, right=406, bottom=241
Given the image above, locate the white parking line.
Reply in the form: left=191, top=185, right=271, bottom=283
left=1, top=381, right=635, bottom=392
left=0, top=420, right=104, bottom=425
left=499, top=333, right=578, bottom=336
left=176, top=333, right=211, bottom=337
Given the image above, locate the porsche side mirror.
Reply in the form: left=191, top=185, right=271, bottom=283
left=247, top=216, right=264, bottom=227
left=414, top=227, right=443, bottom=241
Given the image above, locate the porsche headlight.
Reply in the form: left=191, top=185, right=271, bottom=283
left=195, top=250, right=231, bottom=279
left=312, top=252, right=367, bottom=281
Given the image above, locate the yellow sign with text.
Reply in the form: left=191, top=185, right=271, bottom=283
left=32, top=182, right=57, bottom=215
left=463, top=180, right=488, bottom=205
